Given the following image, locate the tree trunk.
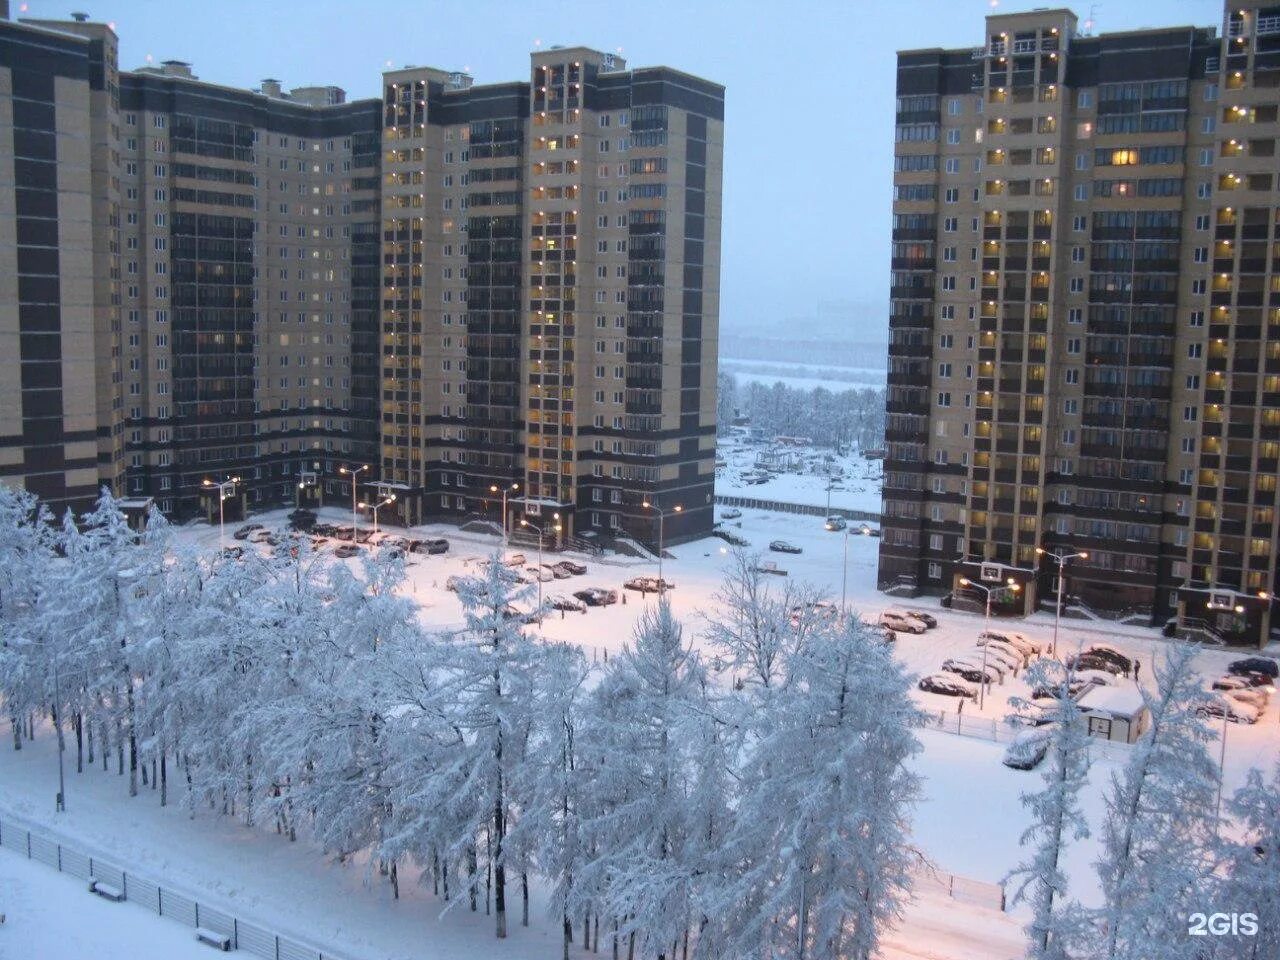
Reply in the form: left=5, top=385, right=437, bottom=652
left=74, top=713, right=83, bottom=772
left=127, top=684, right=138, bottom=797
left=9, top=711, right=19, bottom=751
left=391, top=860, right=399, bottom=900
left=468, top=845, right=477, bottom=912
left=160, top=752, right=167, bottom=807
left=521, top=870, right=529, bottom=927
left=86, top=716, right=94, bottom=766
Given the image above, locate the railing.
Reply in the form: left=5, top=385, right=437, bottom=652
left=0, top=815, right=355, bottom=960
left=714, top=494, right=880, bottom=524
left=911, top=861, right=1006, bottom=912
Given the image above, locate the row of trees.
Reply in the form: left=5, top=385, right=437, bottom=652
left=1007, top=649, right=1280, bottom=960
left=716, top=373, right=885, bottom=451
left=0, top=488, right=922, bottom=960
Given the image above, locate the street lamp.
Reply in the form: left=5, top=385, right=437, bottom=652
left=202, top=476, right=240, bottom=549
left=1036, top=547, right=1089, bottom=658
left=489, top=482, right=520, bottom=554
left=958, top=575, right=1021, bottom=709
left=359, top=494, right=396, bottom=537
left=338, top=464, right=370, bottom=539
left=519, top=513, right=561, bottom=614
left=641, top=501, right=682, bottom=590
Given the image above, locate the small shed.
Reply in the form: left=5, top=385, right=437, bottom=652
left=1077, top=685, right=1149, bottom=744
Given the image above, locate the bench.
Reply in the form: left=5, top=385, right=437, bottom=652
left=195, top=927, right=232, bottom=951
left=88, top=878, right=125, bottom=902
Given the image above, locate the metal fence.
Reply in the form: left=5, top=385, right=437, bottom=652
left=714, top=494, right=880, bottom=523
left=911, top=862, right=1006, bottom=912
left=922, top=707, right=1130, bottom=759
left=0, top=816, right=355, bottom=960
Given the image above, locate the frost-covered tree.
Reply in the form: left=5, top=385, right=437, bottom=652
left=1091, top=642, right=1219, bottom=960
left=716, top=615, right=923, bottom=960
left=1209, top=762, right=1280, bottom=960
left=0, top=483, right=54, bottom=752
left=574, top=599, right=723, bottom=960
left=1005, top=655, right=1093, bottom=960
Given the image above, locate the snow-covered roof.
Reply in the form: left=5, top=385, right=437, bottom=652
left=1077, top=684, right=1147, bottom=718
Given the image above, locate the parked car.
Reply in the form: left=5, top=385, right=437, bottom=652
left=288, top=509, right=317, bottom=531
left=1230, top=657, right=1280, bottom=680
left=861, top=525, right=881, bottom=538
left=976, top=636, right=1028, bottom=667
left=624, top=576, right=674, bottom=593
left=978, top=629, right=1042, bottom=656
left=220, top=545, right=245, bottom=560
left=1074, top=669, right=1117, bottom=689
left=720, top=507, right=742, bottom=520
left=233, top=523, right=263, bottom=541
left=503, top=553, right=527, bottom=567
left=549, top=594, right=587, bottom=613
left=554, top=560, right=587, bottom=576
left=574, top=587, right=618, bottom=607
left=332, top=525, right=355, bottom=542
left=1003, top=728, right=1053, bottom=770
left=973, top=645, right=1021, bottom=674
left=870, top=624, right=897, bottom=644
left=713, top=529, right=751, bottom=547
left=1199, top=696, right=1261, bottom=725
left=1225, top=670, right=1276, bottom=690
left=527, top=565, right=555, bottom=583
left=312, top=523, right=338, bottom=537
left=1223, top=687, right=1269, bottom=710
left=248, top=528, right=272, bottom=544
left=333, top=544, right=360, bottom=559
left=1079, top=644, right=1132, bottom=676
left=1031, top=678, right=1098, bottom=702
left=824, top=515, right=846, bottom=531
left=918, top=673, right=978, bottom=698
left=1066, top=653, right=1127, bottom=677
left=769, top=540, right=802, bottom=554
left=1009, top=696, right=1066, bottom=727
left=879, top=611, right=927, bottom=634
left=409, top=538, right=448, bottom=555
left=941, top=658, right=1002, bottom=685
left=884, top=607, right=935, bottom=629
left=1214, top=675, right=1268, bottom=696
left=546, top=563, right=572, bottom=580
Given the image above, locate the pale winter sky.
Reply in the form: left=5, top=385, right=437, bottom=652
left=22, top=0, right=1224, bottom=335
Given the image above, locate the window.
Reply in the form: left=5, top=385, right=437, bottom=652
left=1186, top=374, right=1201, bottom=389
left=1069, top=277, right=1084, bottom=293
left=1201, top=116, right=1216, bottom=134
left=1068, top=308, right=1083, bottom=324
left=1077, top=90, right=1093, bottom=108
left=946, top=128, right=961, bottom=145
left=1074, top=184, right=1088, bottom=201
left=1066, top=338, right=1081, bottom=354
left=1198, top=147, right=1214, bottom=166
left=947, top=98, right=961, bottom=116
left=1189, top=310, right=1204, bottom=327
left=1183, top=405, right=1199, bottom=422
left=1071, top=246, right=1085, bottom=262
left=929, top=533, right=944, bottom=550
left=944, top=187, right=959, bottom=203
left=945, top=157, right=960, bottom=174
left=1063, top=398, right=1079, bottom=414
left=943, top=216, right=958, bottom=232
left=936, top=391, right=952, bottom=407
left=1072, top=215, right=1087, bottom=231
left=1075, top=152, right=1089, bottom=170
left=1188, top=343, right=1203, bottom=359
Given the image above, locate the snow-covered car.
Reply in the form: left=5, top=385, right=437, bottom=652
left=881, top=607, right=934, bottom=630
left=870, top=624, right=896, bottom=644
left=1199, top=696, right=1260, bottom=725
left=553, top=560, right=587, bottom=576
left=527, top=565, right=555, bottom=583
left=503, top=553, right=527, bottom=567
left=248, top=528, right=272, bottom=544
left=1224, top=669, right=1277, bottom=691
left=233, top=523, right=263, bottom=540
left=1031, top=678, right=1099, bottom=702
left=1074, top=669, right=1117, bottom=688
left=1003, top=728, right=1052, bottom=770
left=1008, top=696, right=1067, bottom=727
left=1065, top=653, right=1127, bottom=677
left=574, top=587, right=618, bottom=606
left=941, top=658, right=1003, bottom=684
left=624, top=576, right=674, bottom=593
left=1213, top=675, right=1266, bottom=696
left=1223, top=687, right=1269, bottom=710
left=333, top=544, right=360, bottom=559
left=978, top=629, right=1041, bottom=656
left=972, top=645, right=1021, bottom=674
left=768, top=540, right=802, bottom=554
left=975, top=636, right=1028, bottom=667
left=879, top=612, right=927, bottom=634
left=720, top=507, right=742, bottom=520
left=413, top=538, right=449, bottom=555
left=823, top=515, right=846, bottom=531
left=545, top=563, right=571, bottom=580
left=549, top=594, right=586, bottom=613
left=1078, top=644, right=1132, bottom=676
left=918, top=673, right=977, bottom=698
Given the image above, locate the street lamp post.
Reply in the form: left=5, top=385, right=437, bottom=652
left=202, top=477, right=240, bottom=549
left=1036, top=547, right=1089, bottom=658
left=958, top=575, right=1021, bottom=710
left=641, top=501, right=682, bottom=591
left=489, top=482, right=520, bottom=555
left=338, top=464, right=370, bottom=539
left=359, top=494, right=397, bottom=537
left=519, top=513, right=561, bottom=614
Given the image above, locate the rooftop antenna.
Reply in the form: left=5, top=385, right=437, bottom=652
left=1083, top=4, right=1098, bottom=35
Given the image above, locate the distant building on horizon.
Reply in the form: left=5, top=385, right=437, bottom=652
left=880, top=2, right=1279, bottom=647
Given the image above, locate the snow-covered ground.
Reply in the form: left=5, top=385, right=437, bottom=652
left=716, top=436, right=884, bottom=514
left=720, top=357, right=887, bottom=392
left=0, top=851, right=215, bottom=960
left=5, top=501, right=1274, bottom=959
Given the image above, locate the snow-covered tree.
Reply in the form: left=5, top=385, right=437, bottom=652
left=1005, top=654, right=1093, bottom=960
left=715, top=614, right=923, bottom=960
left=1210, top=761, right=1280, bottom=960
left=1091, top=641, right=1219, bottom=960
left=0, top=483, right=54, bottom=752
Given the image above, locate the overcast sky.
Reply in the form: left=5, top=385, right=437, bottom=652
left=24, top=0, right=1224, bottom=336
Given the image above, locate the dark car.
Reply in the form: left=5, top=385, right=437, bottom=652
left=549, top=594, right=587, bottom=612
left=1226, top=670, right=1275, bottom=689
left=312, top=523, right=338, bottom=537
left=554, top=560, right=587, bottom=576
left=625, top=576, right=674, bottom=593
left=574, top=587, right=618, bottom=607
left=1066, top=653, right=1127, bottom=677
left=1003, top=728, right=1052, bottom=771
left=1230, top=657, right=1279, bottom=680
left=1079, top=644, right=1132, bottom=676
left=903, top=610, right=938, bottom=629
left=941, top=659, right=1001, bottom=685
left=1031, top=678, right=1096, bottom=701
left=333, top=544, right=360, bottom=558
left=417, top=538, right=449, bottom=555
left=769, top=540, right=802, bottom=554
left=220, top=545, right=245, bottom=560
left=918, top=673, right=977, bottom=698
left=713, top=529, right=750, bottom=547
left=233, top=523, right=263, bottom=540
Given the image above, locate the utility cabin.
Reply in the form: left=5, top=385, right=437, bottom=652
left=1076, top=685, right=1149, bottom=744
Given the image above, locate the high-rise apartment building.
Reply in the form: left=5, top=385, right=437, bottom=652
left=378, top=50, right=722, bottom=544
left=0, top=11, right=722, bottom=548
left=882, top=2, right=1280, bottom=647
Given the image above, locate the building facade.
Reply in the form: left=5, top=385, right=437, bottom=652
left=0, top=11, right=722, bottom=548
left=881, top=2, right=1280, bottom=647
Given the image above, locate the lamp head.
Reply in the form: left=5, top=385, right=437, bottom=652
left=642, top=501, right=652, bottom=509
left=1035, top=547, right=1045, bottom=555
left=959, top=577, right=972, bottom=587
left=674, top=505, right=683, bottom=513
left=490, top=485, right=498, bottom=493
left=1077, top=551, right=1089, bottom=559
left=520, top=519, right=529, bottom=527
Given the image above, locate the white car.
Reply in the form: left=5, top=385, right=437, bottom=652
left=975, top=636, right=1028, bottom=666
left=973, top=645, right=1021, bottom=674
left=1224, top=687, right=1269, bottom=710
left=979, top=629, right=1042, bottom=657
left=1200, top=696, right=1260, bottom=725
left=526, top=565, right=555, bottom=582
left=880, top=611, right=927, bottom=634
left=720, top=507, right=742, bottom=520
